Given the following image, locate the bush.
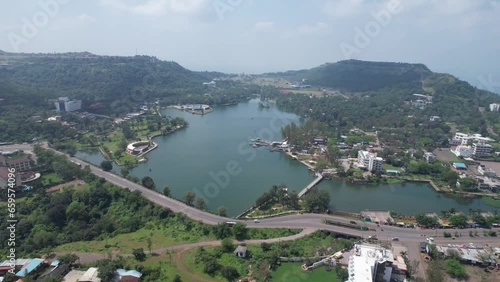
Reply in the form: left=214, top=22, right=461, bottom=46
left=446, top=259, right=467, bottom=279
left=443, top=232, right=452, bottom=238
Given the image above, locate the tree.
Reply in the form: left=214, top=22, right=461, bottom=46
left=233, top=222, right=248, bottom=240
left=141, top=176, right=156, bottom=190
left=162, top=185, right=171, bottom=197
left=261, top=242, right=271, bottom=252
left=303, top=189, right=330, bottom=213
left=120, top=167, right=129, bottom=178
left=220, top=266, right=239, bottom=281
left=147, top=237, right=152, bottom=254
left=217, top=206, right=227, bottom=217
left=96, top=260, right=117, bottom=282
left=172, top=275, right=182, bottom=282
left=446, top=258, right=467, bottom=279
left=57, top=253, right=79, bottom=264
left=426, top=260, right=445, bottom=282
left=184, top=192, right=196, bottom=206
left=213, top=223, right=232, bottom=239
left=133, top=248, right=146, bottom=261
left=194, top=198, right=207, bottom=210
left=203, top=257, right=221, bottom=275
left=449, top=214, right=468, bottom=228
left=221, top=238, right=234, bottom=253
left=100, top=160, right=113, bottom=172
left=415, top=213, right=439, bottom=227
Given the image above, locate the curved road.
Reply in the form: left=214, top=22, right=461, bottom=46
left=66, top=155, right=498, bottom=245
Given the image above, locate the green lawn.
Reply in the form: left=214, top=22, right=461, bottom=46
left=482, top=196, right=500, bottom=208
left=271, top=263, right=341, bottom=282
left=41, top=173, right=63, bottom=186
left=382, top=164, right=401, bottom=171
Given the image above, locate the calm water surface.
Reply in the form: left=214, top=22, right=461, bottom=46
left=76, top=99, right=497, bottom=216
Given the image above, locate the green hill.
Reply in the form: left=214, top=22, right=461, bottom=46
left=0, top=51, right=230, bottom=114
left=267, top=60, right=432, bottom=92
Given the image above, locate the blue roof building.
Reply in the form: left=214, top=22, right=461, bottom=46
left=453, top=162, right=467, bottom=170
left=16, top=258, right=43, bottom=277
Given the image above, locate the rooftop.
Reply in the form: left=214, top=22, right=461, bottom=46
left=453, top=162, right=467, bottom=169
left=16, top=258, right=43, bottom=277
left=116, top=269, right=142, bottom=278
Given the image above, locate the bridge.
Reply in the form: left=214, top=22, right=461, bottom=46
left=298, top=173, right=324, bottom=197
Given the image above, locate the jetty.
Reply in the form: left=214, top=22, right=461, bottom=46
left=298, top=173, right=324, bottom=198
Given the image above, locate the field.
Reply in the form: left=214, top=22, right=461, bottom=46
left=54, top=220, right=300, bottom=254
left=271, top=262, right=341, bottom=282
left=40, top=172, right=63, bottom=186
left=54, top=221, right=214, bottom=254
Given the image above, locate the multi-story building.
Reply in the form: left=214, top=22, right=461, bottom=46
left=0, top=154, right=35, bottom=172
left=358, top=151, right=383, bottom=172
left=369, top=157, right=383, bottom=172
left=473, top=141, right=492, bottom=157
left=55, top=97, right=82, bottom=112
left=347, top=244, right=407, bottom=282
left=358, top=150, right=370, bottom=168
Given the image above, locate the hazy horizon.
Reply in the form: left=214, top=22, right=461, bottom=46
left=1, top=0, right=499, bottom=93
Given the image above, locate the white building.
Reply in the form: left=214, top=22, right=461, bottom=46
left=203, top=81, right=216, bottom=87
left=489, top=103, right=500, bottom=112
left=473, top=141, right=492, bottom=157
left=358, top=150, right=370, bottom=168
left=477, top=165, right=496, bottom=177
left=424, top=152, right=436, bottom=163
left=358, top=150, right=383, bottom=172
left=55, top=97, right=82, bottom=112
left=452, top=145, right=473, bottom=157
left=347, top=244, right=402, bottom=282
left=451, top=132, right=494, bottom=145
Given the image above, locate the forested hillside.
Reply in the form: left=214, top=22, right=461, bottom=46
left=0, top=51, right=254, bottom=115
left=262, top=60, right=500, bottom=149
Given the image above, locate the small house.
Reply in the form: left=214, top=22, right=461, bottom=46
left=234, top=246, right=247, bottom=258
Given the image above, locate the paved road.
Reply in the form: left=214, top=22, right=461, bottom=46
left=64, top=152, right=499, bottom=246
left=4, top=143, right=499, bottom=279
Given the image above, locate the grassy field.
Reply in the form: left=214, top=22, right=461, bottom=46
left=382, top=164, right=401, bottom=171
left=54, top=219, right=301, bottom=254
left=54, top=221, right=214, bottom=254
left=482, top=196, right=500, bottom=208
left=271, top=262, right=341, bottom=282
left=41, top=172, right=63, bottom=186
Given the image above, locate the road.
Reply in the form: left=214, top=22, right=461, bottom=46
left=3, top=143, right=497, bottom=244
left=65, top=152, right=500, bottom=245
left=3, top=143, right=499, bottom=278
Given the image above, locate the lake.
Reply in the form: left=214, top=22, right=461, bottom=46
left=76, top=99, right=497, bottom=216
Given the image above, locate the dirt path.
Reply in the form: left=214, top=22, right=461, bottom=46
left=55, top=228, right=317, bottom=264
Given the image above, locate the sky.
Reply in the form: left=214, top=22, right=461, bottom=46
left=0, top=0, right=499, bottom=92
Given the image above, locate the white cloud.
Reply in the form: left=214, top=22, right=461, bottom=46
left=253, top=21, right=275, bottom=32
left=100, top=0, right=210, bottom=16
left=323, top=0, right=365, bottom=18
left=77, top=14, right=97, bottom=24
left=297, top=22, right=328, bottom=35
